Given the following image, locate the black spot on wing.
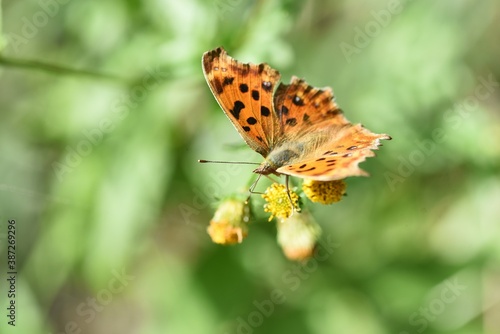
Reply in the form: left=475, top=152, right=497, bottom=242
left=292, top=95, right=304, bottom=106
left=326, top=108, right=341, bottom=116
left=323, top=151, right=337, bottom=155
left=311, top=89, right=325, bottom=99
left=247, top=117, right=257, bottom=125
left=202, top=48, right=223, bottom=73
left=242, top=126, right=251, bottom=132
left=213, top=77, right=223, bottom=94
left=251, top=90, right=260, bottom=101
left=285, top=118, right=297, bottom=127
left=322, top=95, right=333, bottom=105
left=296, top=166, right=316, bottom=173
left=261, top=106, right=270, bottom=117
left=262, top=81, right=272, bottom=92
left=241, top=64, right=250, bottom=75
left=239, top=83, right=249, bottom=93
left=230, top=100, right=245, bottom=120
left=223, top=77, right=234, bottom=86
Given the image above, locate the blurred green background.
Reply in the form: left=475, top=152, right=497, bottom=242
left=1, top=0, right=500, bottom=333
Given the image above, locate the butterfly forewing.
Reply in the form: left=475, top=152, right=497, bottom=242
left=202, top=47, right=281, bottom=157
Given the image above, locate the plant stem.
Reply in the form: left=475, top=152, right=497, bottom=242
left=0, top=56, right=129, bottom=84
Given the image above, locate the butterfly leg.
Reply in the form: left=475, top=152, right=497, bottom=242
left=285, top=175, right=300, bottom=214
left=246, top=174, right=264, bottom=204
left=248, top=174, right=263, bottom=193
left=249, top=174, right=281, bottom=193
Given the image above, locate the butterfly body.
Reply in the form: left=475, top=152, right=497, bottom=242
left=254, top=145, right=303, bottom=176
left=255, top=131, right=327, bottom=173
left=202, top=47, right=390, bottom=181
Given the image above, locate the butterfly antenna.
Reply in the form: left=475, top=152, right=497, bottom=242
left=198, top=159, right=260, bottom=165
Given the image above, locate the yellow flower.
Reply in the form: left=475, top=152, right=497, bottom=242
left=302, top=179, right=346, bottom=205
left=207, top=197, right=250, bottom=245
left=277, top=211, right=322, bottom=261
left=262, top=183, right=300, bottom=221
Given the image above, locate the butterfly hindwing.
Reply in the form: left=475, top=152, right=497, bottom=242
left=276, top=124, right=391, bottom=181
left=202, top=47, right=281, bottom=157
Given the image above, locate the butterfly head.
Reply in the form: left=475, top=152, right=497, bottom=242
left=253, top=161, right=280, bottom=177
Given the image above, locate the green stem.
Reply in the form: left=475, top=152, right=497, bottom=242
left=0, top=56, right=129, bottom=84
left=0, top=0, right=3, bottom=38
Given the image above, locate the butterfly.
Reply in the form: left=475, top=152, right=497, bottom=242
left=202, top=47, right=390, bottom=181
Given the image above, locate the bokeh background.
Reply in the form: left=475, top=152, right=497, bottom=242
left=1, top=0, right=500, bottom=333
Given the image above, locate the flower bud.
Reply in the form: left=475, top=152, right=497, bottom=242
left=207, top=197, right=250, bottom=245
left=277, top=211, right=322, bottom=261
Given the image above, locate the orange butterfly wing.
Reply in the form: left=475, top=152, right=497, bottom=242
left=273, top=76, right=350, bottom=133
left=202, top=47, right=281, bottom=157
left=202, top=47, right=391, bottom=181
left=271, top=77, right=390, bottom=180
left=276, top=124, right=390, bottom=180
